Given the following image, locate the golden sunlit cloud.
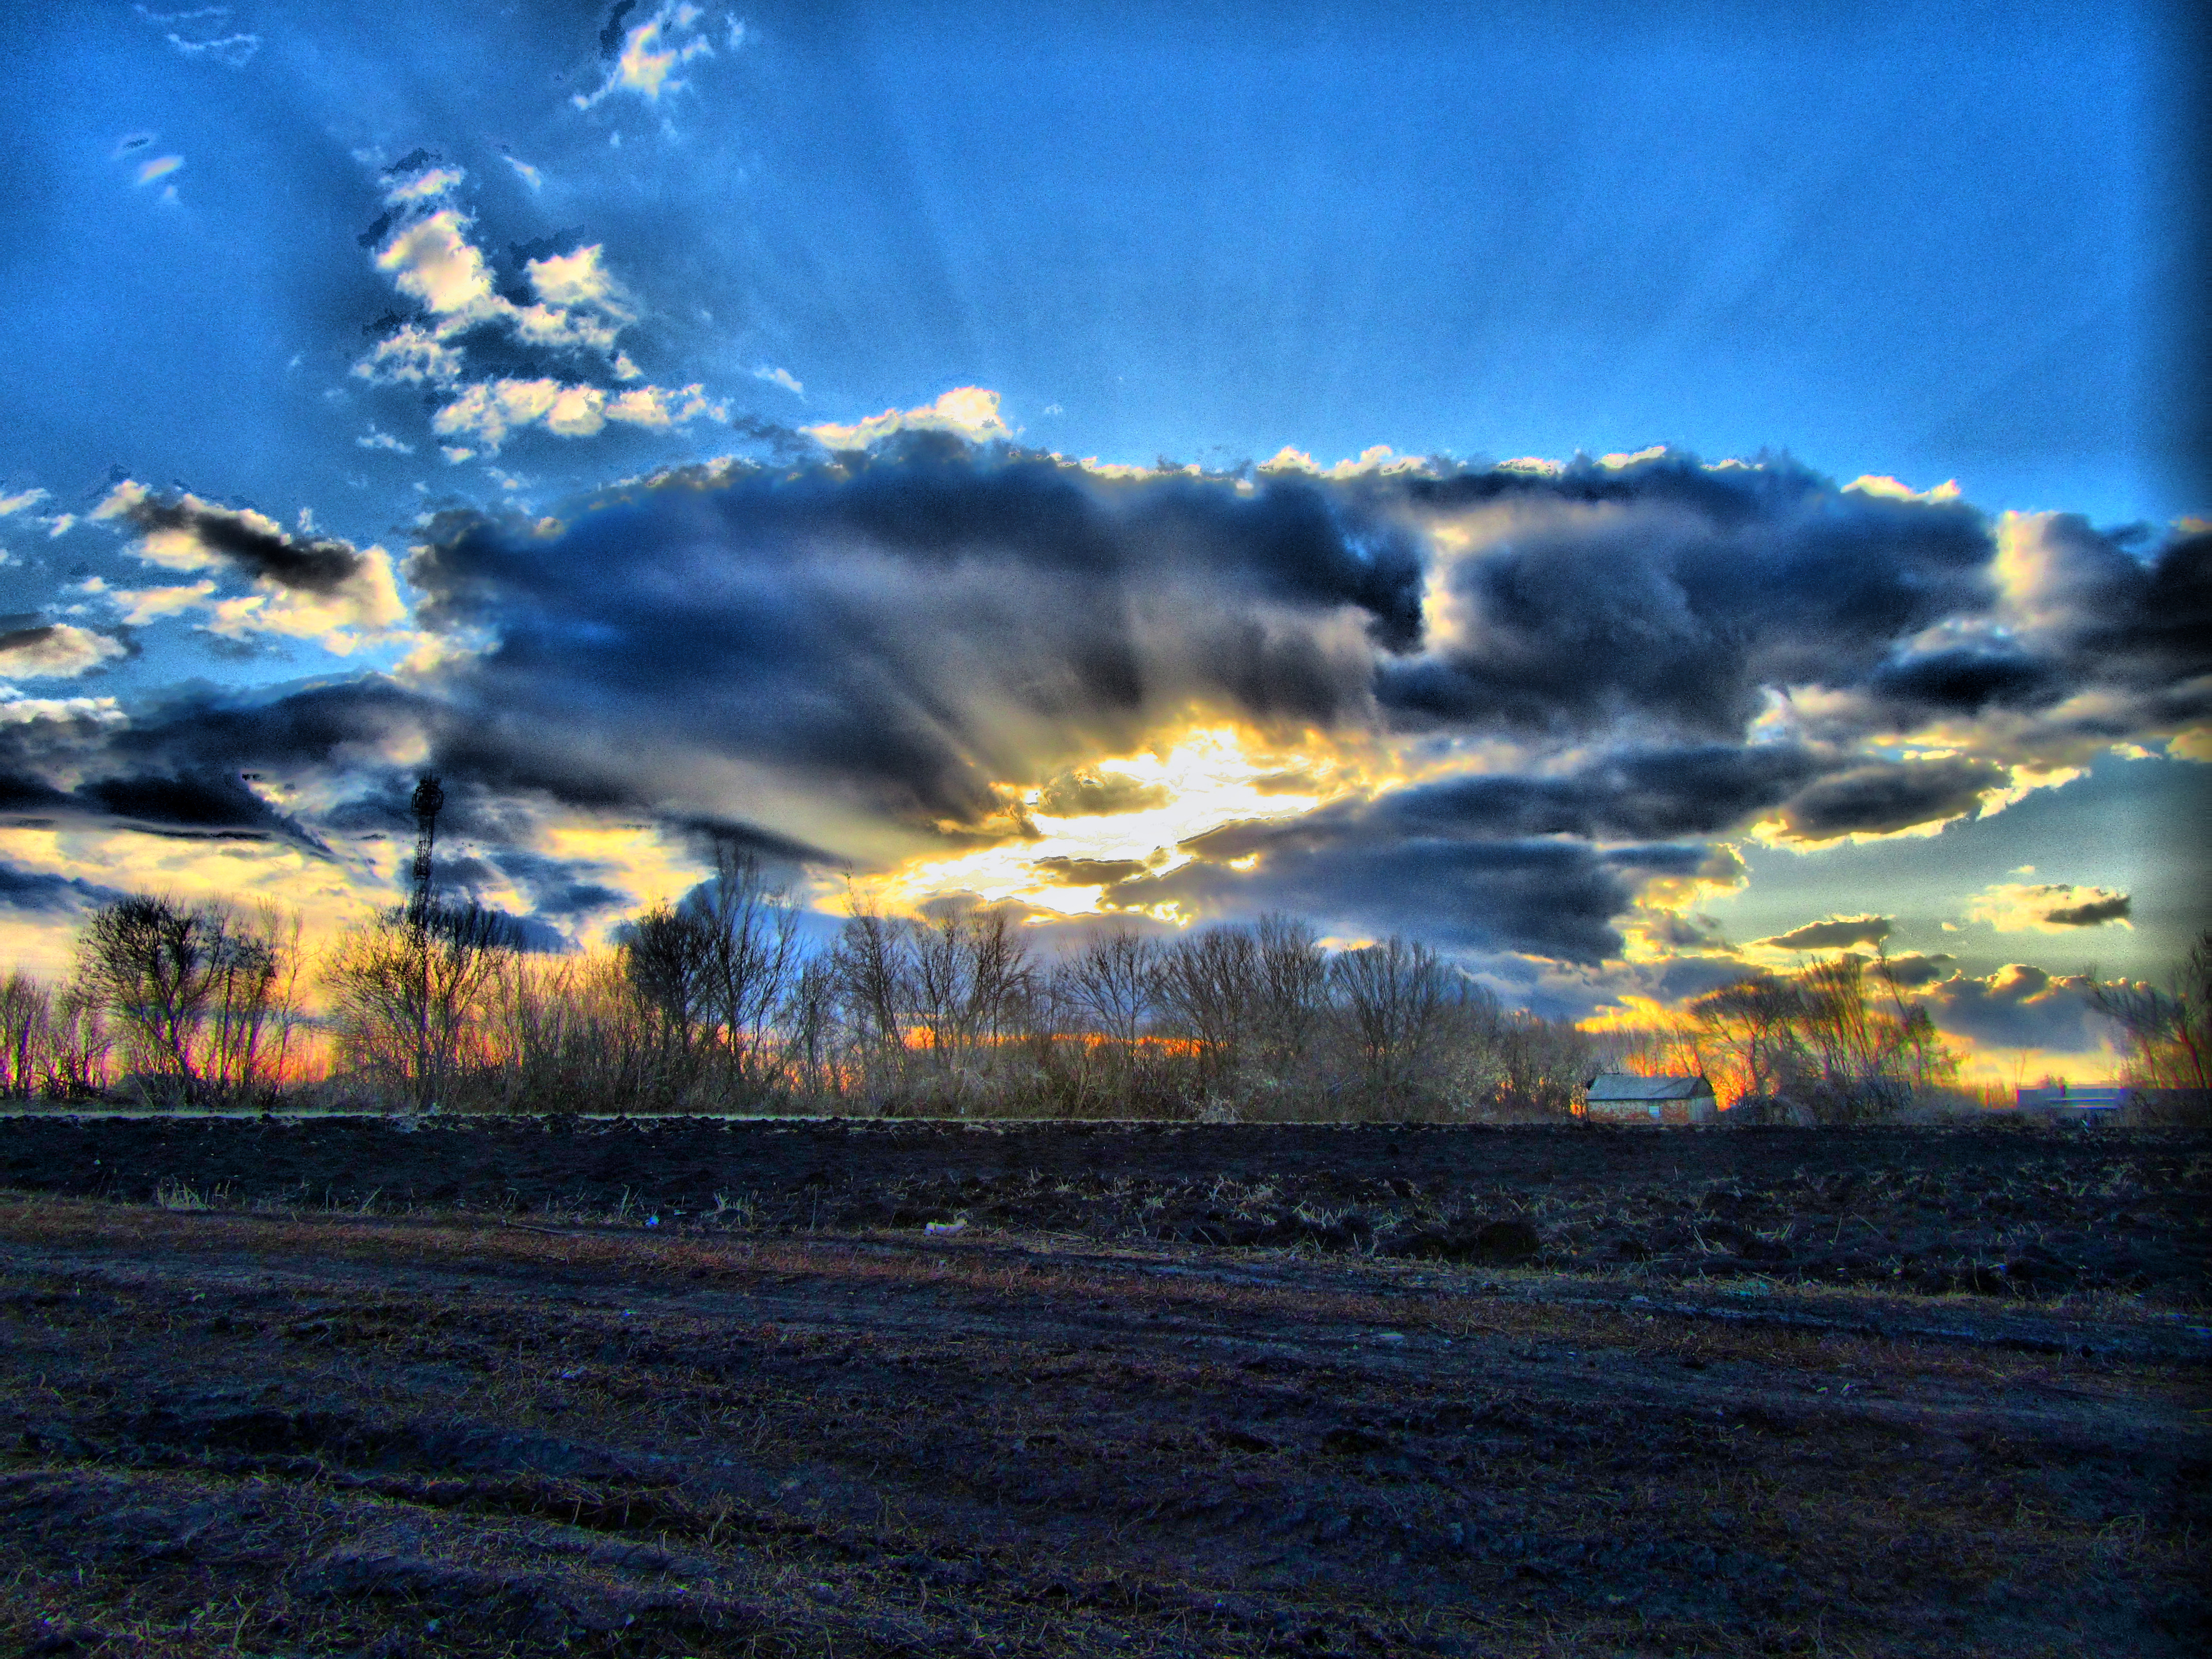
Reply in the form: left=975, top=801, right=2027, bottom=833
left=851, top=725, right=1353, bottom=920
left=1963, top=879, right=2132, bottom=932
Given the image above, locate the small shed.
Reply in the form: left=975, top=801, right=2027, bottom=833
left=2016, top=1084, right=2129, bottom=1125
left=1584, top=1073, right=1719, bottom=1125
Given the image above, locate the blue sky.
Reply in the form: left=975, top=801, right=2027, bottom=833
left=1, top=1, right=2204, bottom=1081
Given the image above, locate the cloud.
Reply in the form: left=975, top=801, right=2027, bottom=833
left=0, top=625, right=127, bottom=680
left=1965, top=880, right=2133, bottom=932
left=430, top=377, right=721, bottom=452
left=751, top=365, right=803, bottom=397
left=134, top=5, right=259, bottom=67
left=1377, top=453, right=1995, bottom=740
left=388, top=449, right=1424, bottom=832
left=804, top=388, right=1012, bottom=451
left=0, top=489, right=49, bottom=517
left=1878, top=951, right=1956, bottom=987
left=1750, top=914, right=1892, bottom=952
left=1374, top=743, right=1829, bottom=842
left=0, top=765, right=323, bottom=849
left=1774, top=756, right=2010, bottom=840
left=95, top=482, right=365, bottom=591
left=0, top=861, right=126, bottom=915
left=1033, top=769, right=1173, bottom=818
left=9, top=442, right=2208, bottom=963
left=575, top=1, right=723, bottom=111
left=373, top=207, right=499, bottom=320
left=351, top=179, right=711, bottom=454
left=1922, top=964, right=2113, bottom=1052
left=134, top=155, right=184, bottom=186
left=1114, top=830, right=1697, bottom=963
left=91, top=484, right=410, bottom=652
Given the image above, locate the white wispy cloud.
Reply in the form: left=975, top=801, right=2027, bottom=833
left=574, top=2, right=725, bottom=111
left=431, top=378, right=722, bottom=453
left=750, top=365, right=804, bottom=397
left=134, top=5, right=260, bottom=66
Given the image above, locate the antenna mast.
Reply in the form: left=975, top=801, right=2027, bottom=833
left=407, top=774, right=443, bottom=1115
left=408, top=774, right=444, bottom=937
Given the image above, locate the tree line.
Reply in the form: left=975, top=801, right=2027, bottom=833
left=14, top=854, right=2190, bottom=1122
left=0, top=850, right=1605, bottom=1118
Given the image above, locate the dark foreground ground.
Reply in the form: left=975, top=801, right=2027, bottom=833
left=0, top=1122, right=2206, bottom=1656
left=5, top=1118, right=2208, bottom=1304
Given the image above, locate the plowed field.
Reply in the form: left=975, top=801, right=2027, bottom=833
left=1, top=1120, right=2205, bottom=1656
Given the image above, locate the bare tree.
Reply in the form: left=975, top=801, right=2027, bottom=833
left=695, top=846, right=804, bottom=1095
left=75, top=895, right=300, bottom=1105
left=2090, top=931, right=2211, bottom=1094
left=0, top=972, right=50, bottom=1099
left=831, top=898, right=913, bottom=1103
left=1153, top=924, right=1261, bottom=1073
left=325, top=901, right=519, bottom=1111
left=1251, top=913, right=1328, bottom=1073
left=1689, top=954, right=1957, bottom=1122
left=1057, top=928, right=1157, bottom=1055
left=41, top=982, right=114, bottom=1100
left=1331, top=935, right=1452, bottom=1102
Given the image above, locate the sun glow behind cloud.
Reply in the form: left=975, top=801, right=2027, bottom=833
left=853, top=726, right=1342, bottom=920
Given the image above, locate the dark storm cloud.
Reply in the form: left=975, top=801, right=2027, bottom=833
left=1777, top=757, right=2008, bottom=840
left=2043, top=892, right=2132, bottom=927
left=80, top=773, right=322, bottom=842
left=117, top=492, right=364, bottom=593
left=15, top=445, right=2206, bottom=969
left=405, top=448, right=1426, bottom=826
left=1922, top=966, right=2112, bottom=1052
left=0, top=756, right=323, bottom=847
left=2021, top=518, right=2212, bottom=687
left=488, top=847, right=631, bottom=920
left=0, top=862, right=124, bottom=914
left=1118, top=832, right=1677, bottom=964
left=1377, top=743, right=1828, bottom=841
left=1752, top=914, right=1894, bottom=951
left=1378, top=455, right=1994, bottom=738
left=1865, top=648, right=2057, bottom=715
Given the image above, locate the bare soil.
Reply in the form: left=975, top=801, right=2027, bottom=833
left=1, top=1121, right=2206, bottom=1656
left=4, top=1118, right=2207, bottom=1304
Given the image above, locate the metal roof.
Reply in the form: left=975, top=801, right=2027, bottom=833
left=1586, top=1073, right=1714, bottom=1101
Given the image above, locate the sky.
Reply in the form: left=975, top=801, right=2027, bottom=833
left=1, top=1, right=2205, bottom=1086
